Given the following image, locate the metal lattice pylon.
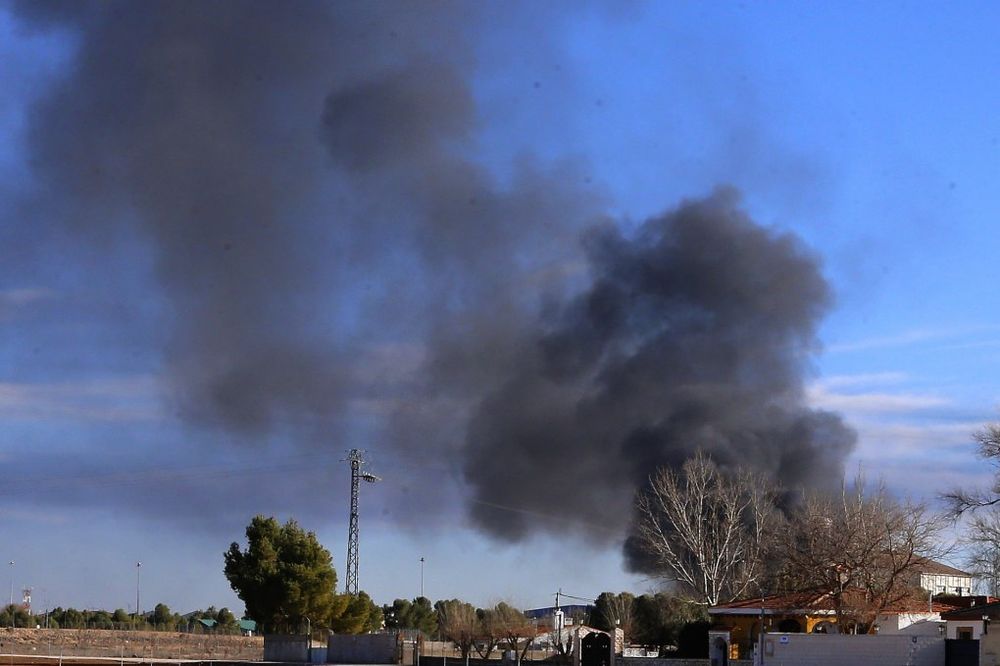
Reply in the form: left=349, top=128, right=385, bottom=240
left=344, top=449, right=380, bottom=595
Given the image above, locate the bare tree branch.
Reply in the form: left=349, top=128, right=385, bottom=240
left=633, top=453, right=779, bottom=605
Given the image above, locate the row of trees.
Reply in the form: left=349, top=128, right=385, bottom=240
left=0, top=604, right=239, bottom=631
left=632, top=453, right=950, bottom=632
left=379, top=593, right=707, bottom=657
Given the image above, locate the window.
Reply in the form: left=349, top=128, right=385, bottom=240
left=958, top=627, right=974, bottom=640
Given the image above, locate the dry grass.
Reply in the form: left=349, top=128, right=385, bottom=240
left=0, top=628, right=263, bottom=661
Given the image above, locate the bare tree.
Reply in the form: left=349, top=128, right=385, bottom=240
left=778, top=476, right=950, bottom=632
left=492, top=603, right=536, bottom=665
left=473, top=607, right=500, bottom=659
left=964, top=508, right=1000, bottom=596
left=633, top=453, right=779, bottom=605
left=943, top=423, right=1000, bottom=514
left=436, top=600, right=479, bottom=662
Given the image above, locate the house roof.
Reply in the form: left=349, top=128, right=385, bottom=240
left=239, top=619, right=257, bottom=631
left=942, top=601, right=1000, bottom=621
left=710, top=589, right=960, bottom=617
left=915, top=558, right=972, bottom=578
left=711, top=591, right=832, bottom=615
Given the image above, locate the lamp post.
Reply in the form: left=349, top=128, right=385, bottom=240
left=135, top=562, right=141, bottom=628
left=419, top=557, right=424, bottom=599
left=8, top=561, right=13, bottom=629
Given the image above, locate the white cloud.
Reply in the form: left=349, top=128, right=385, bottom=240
left=827, top=324, right=1000, bottom=354
left=807, top=384, right=950, bottom=413
left=818, top=372, right=910, bottom=389
left=0, top=375, right=162, bottom=422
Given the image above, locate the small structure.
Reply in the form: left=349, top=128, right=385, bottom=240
left=327, top=632, right=401, bottom=664
left=942, top=600, right=1000, bottom=640
left=264, top=634, right=311, bottom=662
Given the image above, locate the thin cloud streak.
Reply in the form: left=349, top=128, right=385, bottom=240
left=807, top=385, right=950, bottom=413
left=0, top=375, right=162, bottom=422
left=827, top=324, right=1000, bottom=353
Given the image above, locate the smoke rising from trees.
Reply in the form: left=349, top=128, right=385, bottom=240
left=10, top=1, right=854, bottom=546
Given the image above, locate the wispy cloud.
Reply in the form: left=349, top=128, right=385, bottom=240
left=0, top=287, right=56, bottom=306
left=0, top=375, right=162, bottom=422
left=827, top=324, right=1000, bottom=354
left=818, top=372, right=910, bottom=389
left=807, top=384, right=950, bottom=413
left=0, top=287, right=57, bottom=321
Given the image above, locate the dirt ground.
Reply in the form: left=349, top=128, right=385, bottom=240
left=0, top=628, right=263, bottom=661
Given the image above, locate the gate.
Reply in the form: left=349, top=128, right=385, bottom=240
left=946, top=638, right=979, bottom=666
left=581, top=631, right=611, bottom=666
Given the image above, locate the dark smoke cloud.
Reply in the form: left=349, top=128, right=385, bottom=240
left=449, top=188, right=855, bottom=552
left=10, top=1, right=853, bottom=549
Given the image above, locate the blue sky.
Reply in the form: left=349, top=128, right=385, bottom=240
left=2, top=1, right=1000, bottom=616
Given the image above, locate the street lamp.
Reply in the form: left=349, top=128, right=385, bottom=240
left=419, top=557, right=424, bottom=599
left=135, top=562, right=141, bottom=628
left=8, top=561, right=13, bottom=629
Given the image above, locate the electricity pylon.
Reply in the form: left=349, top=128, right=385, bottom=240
left=344, top=449, right=380, bottom=595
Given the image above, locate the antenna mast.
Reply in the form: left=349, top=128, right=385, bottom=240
left=344, top=449, right=380, bottom=595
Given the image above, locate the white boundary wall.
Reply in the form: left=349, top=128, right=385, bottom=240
left=757, top=633, right=943, bottom=666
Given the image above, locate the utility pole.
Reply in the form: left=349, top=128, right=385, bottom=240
left=420, top=557, right=425, bottom=599
left=344, top=449, right=380, bottom=595
left=135, top=561, right=141, bottom=628
left=8, top=561, right=13, bottom=630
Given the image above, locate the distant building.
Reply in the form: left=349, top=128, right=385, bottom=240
left=913, top=558, right=973, bottom=596
left=524, top=604, right=593, bottom=623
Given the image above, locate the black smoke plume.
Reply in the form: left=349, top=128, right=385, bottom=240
left=448, top=189, right=856, bottom=566
left=10, top=1, right=853, bottom=545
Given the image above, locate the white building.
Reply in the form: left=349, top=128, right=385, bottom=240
left=914, top=558, right=973, bottom=596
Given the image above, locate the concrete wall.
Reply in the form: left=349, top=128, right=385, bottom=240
left=875, top=613, right=943, bottom=636
left=264, top=635, right=310, bottom=662
left=947, top=619, right=988, bottom=640
left=758, top=633, right=943, bottom=666
left=327, top=632, right=399, bottom=664
left=982, top=631, right=1000, bottom=666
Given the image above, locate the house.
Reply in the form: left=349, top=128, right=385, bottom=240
left=941, top=600, right=1000, bottom=640
left=709, top=590, right=958, bottom=659
left=912, top=558, right=974, bottom=596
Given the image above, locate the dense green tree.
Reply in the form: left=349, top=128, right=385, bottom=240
left=631, top=593, right=707, bottom=654
left=217, top=607, right=238, bottom=629
left=224, top=515, right=341, bottom=633
left=330, top=591, right=381, bottom=634
left=112, top=608, right=131, bottom=625
left=383, top=597, right=437, bottom=635
left=62, top=608, right=84, bottom=629
left=590, top=592, right=637, bottom=639
left=90, top=610, right=114, bottom=629
left=152, top=603, right=174, bottom=629
left=0, top=604, right=31, bottom=628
